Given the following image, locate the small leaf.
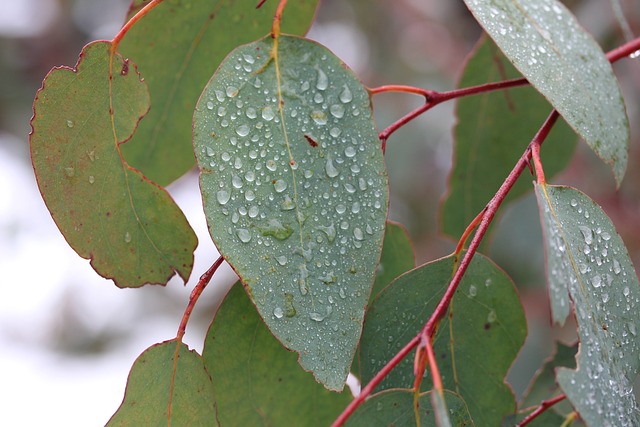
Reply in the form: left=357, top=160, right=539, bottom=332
left=463, top=0, right=629, bottom=185
left=107, top=339, right=216, bottom=426
left=202, top=282, right=352, bottom=425
left=359, top=253, right=526, bottom=426
left=119, top=0, right=319, bottom=185
left=535, top=183, right=640, bottom=425
left=194, top=35, right=388, bottom=391
left=29, top=41, right=197, bottom=287
left=371, top=221, right=415, bottom=303
left=344, top=389, right=472, bottom=427
left=441, top=36, right=575, bottom=239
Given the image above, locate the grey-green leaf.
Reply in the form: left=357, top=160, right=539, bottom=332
left=193, top=35, right=389, bottom=391
left=535, top=183, right=640, bottom=425
left=463, top=0, right=629, bottom=186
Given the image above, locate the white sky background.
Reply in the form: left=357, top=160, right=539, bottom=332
left=0, top=1, right=369, bottom=425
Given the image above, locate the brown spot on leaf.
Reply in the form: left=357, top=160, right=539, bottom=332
left=121, top=59, right=129, bottom=76
left=304, top=134, right=318, bottom=147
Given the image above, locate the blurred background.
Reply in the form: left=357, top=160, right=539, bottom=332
left=1, top=0, right=639, bottom=425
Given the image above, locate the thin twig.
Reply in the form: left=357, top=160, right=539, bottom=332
left=518, top=394, right=567, bottom=427
left=111, top=0, right=165, bottom=51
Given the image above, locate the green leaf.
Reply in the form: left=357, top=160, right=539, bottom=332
left=194, top=35, right=388, bottom=391
left=514, top=342, right=578, bottom=426
left=29, top=41, right=197, bottom=288
left=119, top=0, right=319, bottom=186
left=359, top=253, right=526, bottom=426
left=371, top=221, right=415, bottom=303
left=463, top=0, right=629, bottom=186
left=441, top=36, right=575, bottom=239
left=344, top=389, right=472, bottom=427
left=535, top=183, right=640, bottom=425
left=107, top=339, right=216, bottom=426
left=202, top=282, right=352, bottom=425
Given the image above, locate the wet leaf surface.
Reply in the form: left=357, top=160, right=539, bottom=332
left=30, top=41, right=197, bottom=288
left=464, top=0, right=629, bottom=185
left=193, top=35, right=388, bottom=390
left=536, top=183, right=640, bottom=425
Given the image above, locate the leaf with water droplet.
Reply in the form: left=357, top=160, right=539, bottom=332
left=194, top=35, right=389, bottom=391
left=441, top=36, right=575, bottom=239
left=535, top=183, right=640, bottom=425
left=107, top=339, right=215, bottom=426
left=202, top=283, right=352, bottom=425
left=463, top=0, right=629, bottom=186
left=118, top=0, right=319, bottom=186
left=30, top=41, right=197, bottom=288
left=359, top=253, right=526, bottom=426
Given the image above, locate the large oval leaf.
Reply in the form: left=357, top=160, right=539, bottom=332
left=463, top=0, right=629, bottom=185
left=30, top=41, right=197, bottom=288
left=202, top=282, right=352, bottom=425
left=535, top=183, right=640, bottom=425
left=441, top=36, right=575, bottom=239
left=193, top=35, right=389, bottom=390
left=119, top=0, right=319, bottom=186
left=359, top=253, right=526, bottom=426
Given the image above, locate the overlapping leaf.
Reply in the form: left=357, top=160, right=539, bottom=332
left=30, top=41, right=197, bottom=288
left=535, top=183, right=640, bottom=425
left=370, top=221, right=415, bottom=303
left=202, top=282, right=352, bottom=425
left=359, top=253, right=526, bottom=426
left=441, top=36, right=575, bottom=239
left=464, top=0, right=629, bottom=185
left=193, top=35, right=389, bottom=390
left=119, top=0, right=319, bottom=185
left=107, top=340, right=216, bottom=426
left=344, top=389, right=472, bottom=427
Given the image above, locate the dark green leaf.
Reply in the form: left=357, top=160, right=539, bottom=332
left=29, top=41, right=197, bottom=288
left=371, top=221, right=415, bottom=303
left=107, top=339, right=216, bottom=426
left=441, top=36, right=575, bottom=239
left=359, top=253, right=526, bottom=426
left=344, top=389, right=472, bottom=427
left=194, top=35, right=388, bottom=391
left=119, top=0, right=319, bottom=185
left=463, top=0, right=629, bottom=185
left=535, top=183, right=640, bottom=425
left=202, top=282, right=352, bottom=425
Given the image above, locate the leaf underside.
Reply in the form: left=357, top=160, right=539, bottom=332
left=193, top=35, right=389, bottom=391
left=359, top=253, right=526, bottom=426
left=535, top=183, right=640, bottom=425
left=29, top=41, right=197, bottom=288
left=119, top=0, right=319, bottom=186
left=107, top=339, right=216, bottom=426
left=202, top=282, right=352, bottom=426
left=463, top=0, right=629, bottom=186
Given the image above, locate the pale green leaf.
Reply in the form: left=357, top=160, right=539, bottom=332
left=29, top=41, right=197, bottom=288
left=202, top=282, right=352, bottom=425
left=119, top=0, right=319, bottom=185
left=535, top=183, right=640, bottom=425
left=193, top=35, right=389, bottom=390
left=463, top=0, right=629, bottom=185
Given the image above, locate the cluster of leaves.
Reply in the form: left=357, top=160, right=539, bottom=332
left=28, top=0, right=640, bottom=426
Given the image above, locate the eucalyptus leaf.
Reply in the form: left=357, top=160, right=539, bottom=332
left=535, top=183, right=640, bottom=425
left=464, top=0, right=629, bottom=185
left=194, top=35, right=388, bottom=391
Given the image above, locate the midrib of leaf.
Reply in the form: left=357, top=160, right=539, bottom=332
left=147, top=1, right=224, bottom=154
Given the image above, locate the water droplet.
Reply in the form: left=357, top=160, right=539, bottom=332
left=262, top=106, right=275, bottom=121
left=330, top=127, right=342, bottom=137
left=266, top=159, right=277, bottom=171
left=570, top=199, right=578, bottom=207
left=623, top=286, right=630, bottom=297
left=613, top=259, right=622, bottom=275
left=629, top=322, right=637, bottom=336
left=237, top=228, right=251, bottom=243
left=358, top=178, right=367, bottom=191
left=248, top=206, right=259, bottom=218
left=344, top=146, right=356, bottom=158
left=317, top=223, right=336, bottom=243
left=64, top=167, right=75, bottom=177
left=217, top=106, right=227, bottom=117
left=232, top=175, right=243, bottom=189
left=339, top=85, right=353, bottom=103
left=217, top=190, right=231, bottom=205
left=245, top=190, right=255, bottom=202
left=351, top=202, right=361, bottom=214
left=468, top=285, right=477, bottom=297
left=87, top=150, right=96, bottom=161
left=353, top=227, right=364, bottom=240
left=273, top=307, right=284, bottom=319
left=579, top=226, right=594, bottom=244
left=325, top=155, right=339, bottom=178
left=124, top=231, right=131, bottom=243
left=243, top=54, right=255, bottom=64
left=487, top=310, right=497, bottom=323
left=485, top=278, right=492, bottom=287
left=311, top=110, right=327, bottom=125
left=226, top=86, right=238, bottom=97
left=260, top=219, right=293, bottom=240
left=66, top=119, right=74, bottom=128
left=339, top=288, right=346, bottom=299
left=335, top=204, right=346, bottom=214
left=602, top=292, right=610, bottom=303
left=316, top=67, right=328, bottom=90
left=276, top=256, right=288, bottom=266
left=592, top=275, right=602, bottom=288
left=206, top=101, right=214, bottom=110
left=330, top=104, right=345, bottom=118
left=273, top=179, right=287, bottom=193
left=236, top=124, right=250, bottom=137
left=88, top=175, right=95, bottom=184
left=601, top=231, right=611, bottom=241
left=214, top=90, right=225, bottom=101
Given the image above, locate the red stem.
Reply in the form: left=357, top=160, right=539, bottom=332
left=176, top=256, right=224, bottom=340
left=271, top=0, right=288, bottom=38
left=518, top=394, right=567, bottom=427
left=369, top=85, right=433, bottom=98
left=111, top=0, right=164, bottom=51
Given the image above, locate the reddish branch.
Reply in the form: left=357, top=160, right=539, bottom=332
left=518, top=394, right=567, bottom=426
left=334, top=36, right=640, bottom=426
